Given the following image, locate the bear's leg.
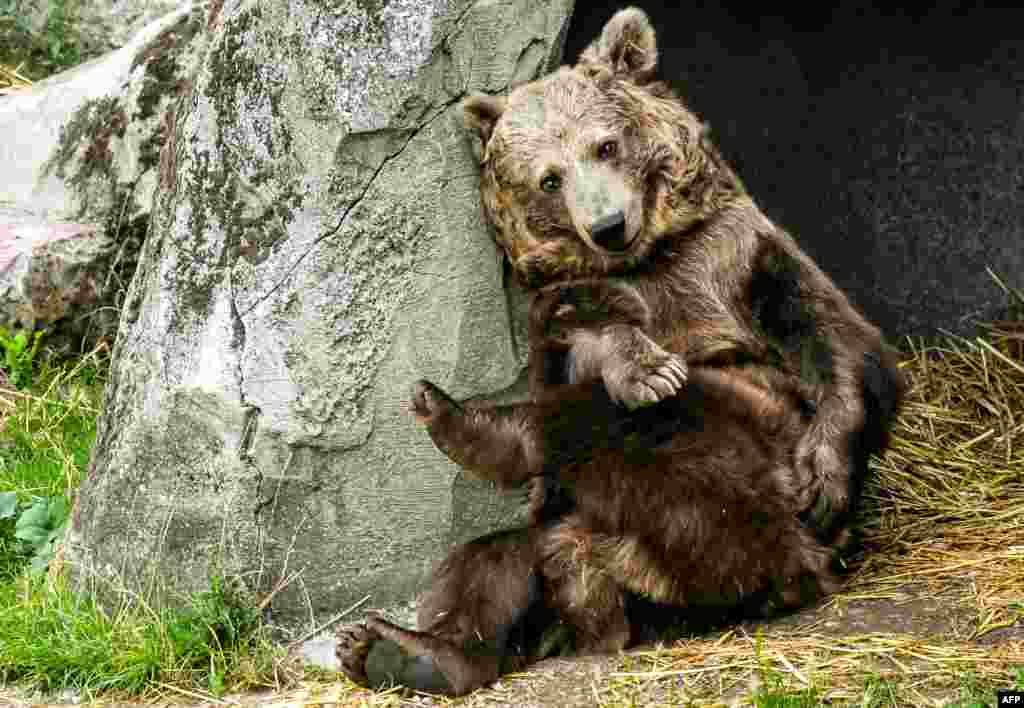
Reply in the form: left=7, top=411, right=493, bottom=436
left=537, top=514, right=633, bottom=653
left=568, top=323, right=688, bottom=410
left=538, top=510, right=839, bottom=644
left=803, top=346, right=905, bottom=546
left=408, top=379, right=543, bottom=488
left=748, top=235, right=907, bottom=544
left=343, top=617, right=499, bottom=696
left=337, top=527, right=552, bottom=696
left=409, top=379, right=658, bottom=490
left=336, top=622, right=472, bottom=695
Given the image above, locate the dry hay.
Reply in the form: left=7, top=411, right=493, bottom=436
left=858, top=312, right=1024, bottom=637
left=0, top=62, right=32, bottom=94
left=612, top=631, right=1024, bottom=707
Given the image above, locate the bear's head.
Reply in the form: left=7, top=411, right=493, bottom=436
left=463, top=7, right=745, bottom=287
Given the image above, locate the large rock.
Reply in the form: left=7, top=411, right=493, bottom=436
left=0, top=4, right=204, bottom=350
left=0, top=2, right=203, bottom=352
left=0, top=3, right=202, bottom=224
left=67, top=0, right=573, bottom=633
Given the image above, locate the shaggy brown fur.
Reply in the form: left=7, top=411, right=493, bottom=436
left=337, top=6, right=906, bottom=696
left=462, top=6, right=905, bottom=535
left=336, top=287, right=842, bottom=696
left=338, top=367, right=834, bottom=695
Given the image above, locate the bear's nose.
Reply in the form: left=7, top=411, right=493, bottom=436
left=590, top=212, right=628, bottom=251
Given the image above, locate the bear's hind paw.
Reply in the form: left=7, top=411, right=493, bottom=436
left=335, top=622, right=381, bottom=688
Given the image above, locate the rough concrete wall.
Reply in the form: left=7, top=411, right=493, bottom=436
left=566, top=2, right=1024, bottom=338
left=67, top=0, right=573, bottom=632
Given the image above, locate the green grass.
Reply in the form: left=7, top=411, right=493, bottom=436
left=749, top=672, right=999, bottom=708
left=858, top=674, right=901, bottom=708
left=0, top=349, right=286, bottom=700
left=0, top=384, right=94, bottom=497
left=0, top=350, right=102, bottom=581
left=749, top=638, right=823, bottom=708
left=0, top=0, right=83, bottom=83
left=751, top=688, right=821, bottom=708
left=0, top=573, right=278, bottom=698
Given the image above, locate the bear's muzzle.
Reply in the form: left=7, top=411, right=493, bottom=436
left=591, top=211, right=628, bottom=251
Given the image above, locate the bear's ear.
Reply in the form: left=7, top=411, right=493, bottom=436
left=579, top=7, right=658, bottom=83
left=462, top=93, right=508, bottom=150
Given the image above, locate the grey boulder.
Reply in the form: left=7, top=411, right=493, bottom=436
left=66, top=0, right=574, bottom=634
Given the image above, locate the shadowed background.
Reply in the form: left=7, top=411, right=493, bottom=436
left=568, top=1, right=1024, bottom=338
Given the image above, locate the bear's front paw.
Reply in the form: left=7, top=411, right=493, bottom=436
left=603, top=345, right=688, bottom=409
left=794, top=430, right=852, bottom=541
left=408, top=380, right=461, bottom=426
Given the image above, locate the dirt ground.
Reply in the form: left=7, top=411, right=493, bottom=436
left=6, top=573, right=1020, bottom=708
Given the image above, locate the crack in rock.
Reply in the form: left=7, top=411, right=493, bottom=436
left=238, top=95, right=464, bottom=318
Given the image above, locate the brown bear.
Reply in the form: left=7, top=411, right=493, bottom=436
left=460, top=5, right=906, bottom=538
left=337, top=287, right=836, bottom=696
left=336, top=6, right=906, bottom=696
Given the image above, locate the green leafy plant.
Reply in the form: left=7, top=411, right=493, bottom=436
left=0, top=493, right=70, bottom=575
left=14, top=495, right=69, bottom=573
left=0, top=346, right=103, bottom=582
left=0, top=0, right=83, bottom=83
left=0, top=492, right=19, bottom=579
left=0, top=328, right=45, bottom=389
left=0, top=0, right=33, bottom=35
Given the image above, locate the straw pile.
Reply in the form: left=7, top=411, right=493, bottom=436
left=0, top=62, right=31, bottom=95
left=859, top=289, right=1024, bottom=636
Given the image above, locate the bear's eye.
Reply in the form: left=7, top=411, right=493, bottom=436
left=597, top=140, right=618, bottom=160
left=540, top=174, right=562, bottom=193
